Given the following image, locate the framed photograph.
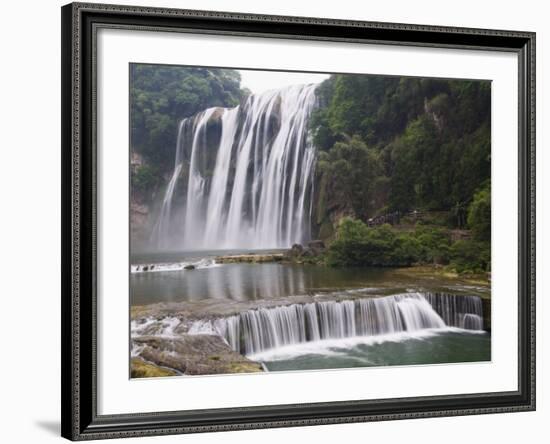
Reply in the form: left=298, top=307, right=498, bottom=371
left=61, top=2, right=535, bottom=440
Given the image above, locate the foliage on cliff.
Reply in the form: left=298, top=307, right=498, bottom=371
left=130, top=65, right=246, bottom=171
left=311, top=75, right=491, bottom=226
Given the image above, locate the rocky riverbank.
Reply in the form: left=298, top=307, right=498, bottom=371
left=132, top=334, right=263, bottom=377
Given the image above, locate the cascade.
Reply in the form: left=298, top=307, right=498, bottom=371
left=198, top=293, right=486, bottom=355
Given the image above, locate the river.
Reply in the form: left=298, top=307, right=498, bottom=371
left=130, top=250, right=490, bottom=374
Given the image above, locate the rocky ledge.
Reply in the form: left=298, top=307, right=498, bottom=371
left=214, top=240, right=326, bottom=265
left=215, top=253, right=284, bottom=264
left=133, top=334, right=264, bottom=376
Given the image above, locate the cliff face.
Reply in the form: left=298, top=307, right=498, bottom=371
left=130, top=152, right=153, bottom=250
left=311, top=170, right=355, bottom=242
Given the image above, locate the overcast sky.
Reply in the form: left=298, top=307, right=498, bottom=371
left=238, top=69, right=330, bottom=94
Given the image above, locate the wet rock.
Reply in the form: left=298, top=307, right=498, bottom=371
left=184, top=264, right=195, bottom=270
left=133, top=334, right=264, bottom=376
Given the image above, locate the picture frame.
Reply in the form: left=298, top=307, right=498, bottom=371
left=61, top=2, right=535, bottom=440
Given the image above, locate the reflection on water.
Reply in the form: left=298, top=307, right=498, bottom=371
left=130, top=251, right=489, bottom=306
left=131, top=262, right=385, bottom=305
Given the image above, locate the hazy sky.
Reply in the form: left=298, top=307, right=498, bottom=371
left=238, top=69, right=330, bottom=94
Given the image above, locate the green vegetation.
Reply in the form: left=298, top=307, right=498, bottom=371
left=311, top=75, right=491, bottom=221
left=467, top=181, right=491, bottom=241
left=130, top=358, right=177, bottom=378
left=130, top=66, right=492, bottom=274
left=132, top=164, right=160, bottom=193
left=325, top=217, right=489, bottom=274
left=327, top=219, right=421, bottom=267
left=317, top=135, right=385, bottom=220
left=310, top=74, right=491, bottom=274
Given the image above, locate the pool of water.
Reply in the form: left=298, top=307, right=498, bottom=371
left=259, top=330, right=491, bottom=371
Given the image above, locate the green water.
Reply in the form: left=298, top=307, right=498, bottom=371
left=262, top=331, right=491, bottom=371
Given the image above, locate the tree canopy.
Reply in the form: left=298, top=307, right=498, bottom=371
left=130, top=65, right=246, bottom=170
left=311, top=75, right=491, bottom=219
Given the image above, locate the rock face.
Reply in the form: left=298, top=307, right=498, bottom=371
left=133, top=334, right=264, bottom=376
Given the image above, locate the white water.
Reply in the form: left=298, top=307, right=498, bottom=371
left=151, top=84, right=318, bottom=250
left=247, top=328, right=462, bottom=363
left=130, top=258, right=219, bottom=273
left=190, top=293, right=485, bottom=356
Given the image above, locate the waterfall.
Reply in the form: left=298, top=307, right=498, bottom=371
left=199, top=293, right=485, bottom=355
left=151, top=84, right=319, bottom=250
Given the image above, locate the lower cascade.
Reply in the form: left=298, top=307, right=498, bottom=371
left=192, top=292, right=485, bottom=356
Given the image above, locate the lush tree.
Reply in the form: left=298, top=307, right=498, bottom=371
left=449, top=240, right=490, bottom=273
left=130, top=65, right=246, bottom=171
left=326, top=217, right=488, bottom=273
left=327, top=218, right=422, bottom=267
left=132, top=164, right=160, bottom=193
left=311, top=74, right=491, bottom=226
left=467, top=182, right=491, bottom=241
left=317, top=136, right=384, bottom=220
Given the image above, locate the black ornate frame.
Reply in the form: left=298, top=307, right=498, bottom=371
left=61, top=2, right=536, bottom=440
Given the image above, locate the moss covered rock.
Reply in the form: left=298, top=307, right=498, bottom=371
left=130, top=358, right=177, bottom=378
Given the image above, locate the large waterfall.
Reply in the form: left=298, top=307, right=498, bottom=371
left=188, top=293, right=485, bottom=356
left=152, top=84, right=318, bottom=250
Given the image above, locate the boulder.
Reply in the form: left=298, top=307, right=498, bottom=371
left=284, top=244, right=304, bottom=259
left=307, top=240, right=326, bottom=253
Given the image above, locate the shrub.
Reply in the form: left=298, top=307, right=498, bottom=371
left=327, top=217, right=488, bottom=273
left=132, top=164, right=160, bottom=193
left=327, top=218, right=419, bottom=267
left=449, top=240, right=490, bottom=273
left=467, top=182, right=491, bottom=241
